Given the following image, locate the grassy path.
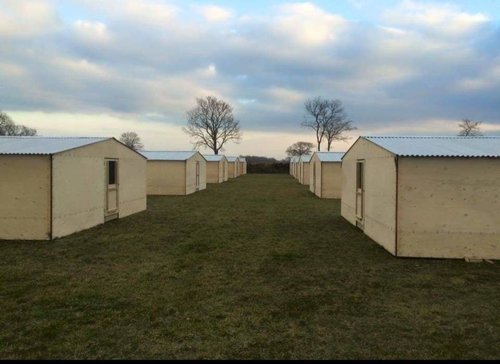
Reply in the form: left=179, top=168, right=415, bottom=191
left=1, top=174, right=499, bottom=359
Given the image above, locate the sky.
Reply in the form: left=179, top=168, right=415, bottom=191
left=1, top=0, right=500, bottom=158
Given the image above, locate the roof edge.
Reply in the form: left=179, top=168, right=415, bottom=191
left=52, top=137, right=115, bottom=156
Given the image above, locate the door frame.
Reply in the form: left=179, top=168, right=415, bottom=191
left=105, top=158, right=119, bottom=222
left=355, top=159, right=365, bottom=229
left=195, top=161, right=200, bottom=191
left=312, top=160, right=316, bottom=194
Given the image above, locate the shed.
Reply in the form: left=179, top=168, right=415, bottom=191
left=298, top=155, right=312, bottom=185
left=0, top=136, right=147, bottom=240
left=239, top=157, right=247, bottom=175
left=204, top=155, right=228, bottom=183
left=309, top=152, right=344, bottom=198
left=341, top=136, right=500, bottom=260
left=227, top=156, right=240, bottom=178
left=142, top=151, right=207, bottom=195
left=290, top=156, right=300, bottom=179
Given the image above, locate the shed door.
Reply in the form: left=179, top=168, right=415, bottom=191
left=223, top=161, right=226, bottom=180
left=195, top=161, right=200, bottom=191
left=105, top=159, right=119, bottom=221
left=356, top=160, right=365, bottom=228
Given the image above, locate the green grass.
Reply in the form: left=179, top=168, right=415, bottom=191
left=1, top=174, right=499, bottom=359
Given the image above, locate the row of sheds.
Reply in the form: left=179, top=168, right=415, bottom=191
left=290, top=152, right=344, bottom=199
left=142, top=152, right=246, bottom=195
left=290, top=136, right=500, bottom=260
left=0, top=136, right=247, bottom=241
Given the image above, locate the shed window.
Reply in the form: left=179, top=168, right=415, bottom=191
left=108, top=161, right=117, bottom=185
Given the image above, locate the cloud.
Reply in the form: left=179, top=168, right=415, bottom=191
left=0, top=0, right=60, bottom=38
left=194, top=5, right=232, bottom=23
left=455, top=62, right=500, bottom=92
left=383, top=0, right=490, bottom=38
left=0, top=62, right=26, bottom=77
left=263, top=87, right=305, bottom=112
left=76, top=0, right=178, bottom=27
left=272, top=2, right=348, bottom=46
left=196, top=64, right=217, bottom=78
left=73, top=20, right=111, bottom=43
left=121, top=0, right=178, bottom=27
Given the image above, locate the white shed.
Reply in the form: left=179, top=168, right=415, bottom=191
left=227, top=156, right=240, bottom=178
left=309, top=152, right=344, bottom=198
left=239, top=157, right=247, bottom=175
left=204, top=155, right=229, bottom=183
left=342, top=136, right=500, bottom=259
left=298, top=154, right=312, bottom=185
left=142, top=151, right=207, bottom=195
left=290, top=156, right=300, bottom=179
left=0, top=136, right=147, bottom=240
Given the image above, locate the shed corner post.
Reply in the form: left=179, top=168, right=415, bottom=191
left=394, top=155, right=399, bottom=257
left=49, top=154, right=54, bottom=240
left=184, top=160, right=188, bottom=195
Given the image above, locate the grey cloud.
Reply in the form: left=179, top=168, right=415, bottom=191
left=0, top=0, right=499, bottom=135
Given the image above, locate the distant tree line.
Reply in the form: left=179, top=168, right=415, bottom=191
left=0, top=111, right=37, bottom=136
left=244, top=155, right=289, bottom=174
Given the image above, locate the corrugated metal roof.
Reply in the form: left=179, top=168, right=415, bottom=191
left=364, top=136, right=500, bottom=157
left=0, top=136, right=109, bottom=155
left=239, top=157, right=247, bottom=162
left=290, top=156, right=300, bottom=162
left=226, top=156, right=239, bottom=162
left=204, top=155, right=226, bottom=162
left=141, top=151, right=199, bottom=161
left=300, top=155, right=312, bottom=163
left=314, top=152, right=344, bottom=162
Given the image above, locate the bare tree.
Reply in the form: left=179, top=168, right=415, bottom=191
left=302, top=97, right=328, bottom=151
left=184, top=96, right=241, bottom=155
left=119, top=131, right=144, bottom=150
left=323, top=100, right=356, bottom=151
left=458, top=118, right=483, bottom=136
left=286, top=141, right=314, bottom=157
left=0, top=111, right=37, bottom=136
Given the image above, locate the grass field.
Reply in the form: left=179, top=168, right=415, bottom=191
left=1, top=174, right=499, bottom=359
